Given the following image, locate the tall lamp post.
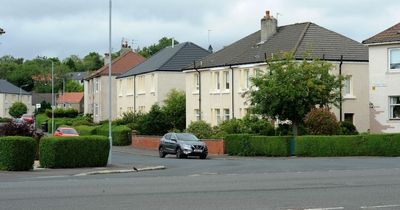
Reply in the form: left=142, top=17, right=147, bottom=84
left=51, top=61, right=55, bottom=135
left=108, top=0, right=113, bottom=165
left=19, top=84, right=29, bottom=101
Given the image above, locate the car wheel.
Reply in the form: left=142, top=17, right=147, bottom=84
left=200, top=154, right=207, bottom=159
left=176, top=148, right=186, bottom=159
left=159, top=147, right=166, bottom=158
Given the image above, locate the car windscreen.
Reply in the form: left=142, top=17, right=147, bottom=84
left=176, top=133, right=199, bottom=141
left=61, top=129, right=78, bottom=134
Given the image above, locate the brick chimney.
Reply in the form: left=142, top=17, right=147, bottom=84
left=120, top=40, right=132, bottom=55
left=261, top=10, right=277, bottom=43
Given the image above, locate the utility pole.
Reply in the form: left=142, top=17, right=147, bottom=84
left=108, top=0, right=113, bottom=165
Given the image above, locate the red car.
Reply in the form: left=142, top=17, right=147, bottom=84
left=54, top=127, right=80, bottom=137
left=21, top=114, right=34, bottom=124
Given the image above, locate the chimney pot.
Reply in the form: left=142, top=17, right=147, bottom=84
left=265, top=10, right=270, bottom=18
left=261, top=10, right=277, bottom=43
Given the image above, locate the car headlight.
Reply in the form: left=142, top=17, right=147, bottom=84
left=181, top=144, right=192, bottom=150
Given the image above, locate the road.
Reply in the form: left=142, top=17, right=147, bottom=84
left=1, top=147, right=400, bottom=210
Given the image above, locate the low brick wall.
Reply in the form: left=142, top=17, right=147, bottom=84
left=132, top=134, right=224, bottom=155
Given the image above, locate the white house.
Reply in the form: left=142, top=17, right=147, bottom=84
left=363, top=23, right=400, bottom=133
left=0, top=79, right=32, bottom=118
left=184, top=11, right=370, bottom=132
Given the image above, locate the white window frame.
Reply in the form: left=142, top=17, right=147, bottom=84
left=215, top=109, right=221, bottom=124
left=127, top=78, right=134, bottom=95
left=118, top=80, right=123, bottom=96
left=389, top=48, right=400, bottom=71
left=223, top=71, right=230, bottom=90
left=223, top=109, right=230, bottom=121
left=343, top=75, right=353, bottom=97
left=389, top=96, right=400, bottom=120
left=195, top=109, right=200, bottom=121
left=215, top=72, right=220, bottom=91
left=194, top=73, right=199, bottom=91
left=150, top=73, right=155, bottom=93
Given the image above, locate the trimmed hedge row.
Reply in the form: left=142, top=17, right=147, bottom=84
left=224, top=134, right=291, bottom=156
left=74, top=125, right=97, bottom=136
left=0, top=136, right=36, bottom=171
left=296, top=134, right=400, bottom=157
left=40, top=136, right=109, bottom=168
left=94, top=125, right=132, bottom=146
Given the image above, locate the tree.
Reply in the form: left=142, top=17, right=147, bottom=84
left=138, top=37, right=179, bottom=58
left=83, top=52, right=103, bottom=71
left=9, top=102, right=27, bottom=118
left=304, top=108, right=341, bottom=135
left=65, top=80, right=83, bottom=92
left=136, top=104, right=170, bottom=135
left=248, top=52, right=342, bottom=135
left=163, top=89, right=186, bottom=131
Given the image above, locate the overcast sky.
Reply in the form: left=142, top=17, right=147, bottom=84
left=0, top=0, right=399, bottom=60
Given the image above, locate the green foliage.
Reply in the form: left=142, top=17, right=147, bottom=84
left=135, top=104, right=170, bottom=136
left=304, top=108, right=340, bottom=135
left=37, top=100, right=52, bottom=114
left=39, top=136, right=109, bottom=168
left=82, top=52, right=103, bottom=72
left=73, top=125, right=97, bottom=136
left=162, top=89, right=186, bottom=131
left=242, top=115, right=275, bottom=135
left=218, top=118, right=245, bottom=136
left=65, top=80, right=83, bottom=92
left=339, top=121, right=359, bottom=135
left=224, top=134, right=290, bottom=156
left=0, top=136, right=36, bottom=171
left=0, top=117, right=12, bottom=123
left=35, top=113, right=48, bottom=129
left=296, top=134, right=400, bottom=157
left=186, top=120, right=213, bottom=139
left=95, top=124, right=132, bottom=146
left=8, top=102, right=27, bottom=118
left=46, top=108, right=78, bottom=118
left=137, top=37, right=179, bottom=58
left=248, top=52, right=342, bottom=135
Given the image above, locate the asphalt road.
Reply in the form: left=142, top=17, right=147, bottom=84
left=1, top=147, right=400, bottom=210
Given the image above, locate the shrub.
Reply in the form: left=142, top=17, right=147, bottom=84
left=135, top=104, right=170, bottom=135
left=74, top=125, right=97, bottom=136
left=224, top=134, right=290, bottom=156
left=186, top=120, right=213, bottom=139
left=35, top=113, right=49, bottom=129
left=295, top=134, right=400, bottom=157
left=0, top=136, right=36, bottom=171
left=162, top=89, right=186, bottom=131
left=95, top=124, right=132, bottom=146
left=219, top=119, right=244, bottom=135
left=40, top=136, right=109, bottom=168
left=242, top=115, right=275, bottom=136
left=304, top=108, right=340, bottom=135
left=0, top=117, right=12, bottom=123
left=46, top=108, right=79, bottom=118
left=340, top=121, right=358, bottom=135
left=37, top=101, right=51, bottom=114
left=9, top=102, right=28, bottom=118
left=71, top=119, right=93, bottom=126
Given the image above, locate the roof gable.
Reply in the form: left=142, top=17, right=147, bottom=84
left=0, top=79, right=30, bottom=95
left=363, top=23, right=400, bottom=45
left=58, top=92, right=84, bottom=103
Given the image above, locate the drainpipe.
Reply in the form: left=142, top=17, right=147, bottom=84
left=133, top=75, right=136, bottom=113
left=229, top=65, right=235, bottom=119
left=194, top=61, right=201, bottom=120
left=339, top=55, right=343, bottom=122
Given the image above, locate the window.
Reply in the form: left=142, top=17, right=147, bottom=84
left=127, top=78, right=134, bottom=95
left=242, top=69, right=250, bottom=89
left=94, top=104, right=99, bottom=116
left=223, top=71, right=230, bottom=90
left=214, top=72, right=220, bottom=90
left=223, top=109, right=230, bottom=121
left=137, top=76, right=145, bottom=93
left=139, top=106, right=145, bottom=113
left=389, top=48, right=400, bottom=70
left=389, top=96, right=400, bottom=119
left=343, top=76, right=352, bottom=96
left=151, top=74, right=155, bottom=92
left=118, top=80, right=123, bottom=96
left=344, top=113, right=354, bottom=123
left=195, top=109, right=200, bottom=121
left=194, top=73, right=199, bottom=91
left=215, top=109, right=221, bottom=124
left=94, top=79, right=99, bottom=93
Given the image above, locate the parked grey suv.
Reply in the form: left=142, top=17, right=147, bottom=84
left=159, top=133, right=208, bottom=159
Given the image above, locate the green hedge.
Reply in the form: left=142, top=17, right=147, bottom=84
left=296, top=134, right=400, bottom=157
left=74, top=125, right=98, bottom=136
left=0, top=136, right=36, bottom=171
left=40, top=136, right=109, bottom=168
left=224, top=134, right=290, bottom=156
left=95, top=125, right=132, bottom=146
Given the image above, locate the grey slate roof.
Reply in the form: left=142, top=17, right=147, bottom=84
left=0, top=79, right=30, bottom=95
left=188, top=22, right=368, bottom=69
left=118, top=42, right=210, bottom=78
left=68, top=72, right=88, bottom=81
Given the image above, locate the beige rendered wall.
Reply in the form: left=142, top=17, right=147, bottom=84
left=368, top=44, right=400, bottom=133
left=0, top=93, right=32, bottom=118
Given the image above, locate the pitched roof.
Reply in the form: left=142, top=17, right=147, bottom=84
left=0, top=79, right=30, bottom=95
left=189, top=22, right=368, bottom=69
left=68, top=72, right=88, bottom=81
left=32, top=92, right=52, bottom=105
left=117, top=42, right=210, bottom=78
left=363, top=23, right=400, bottom=45
left=57, top=92, right=84, bottom=103
left=86, top=51, right=145, bottom=80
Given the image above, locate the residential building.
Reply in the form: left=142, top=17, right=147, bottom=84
left=184, top=11, right=369, bottom=132
left=363, top=23, right=400, bottom=133
left=84, top=48, right=145, bottom=122
left=57, top=92, right=84, bottom=113
left=116, top=42, right=210, bottom=116
left=0, top=79, right=32, bottom=118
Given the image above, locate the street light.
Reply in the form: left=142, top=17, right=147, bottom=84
left=51, top=61, right=55, bottom=135
left=19, top=84, right=29, bottom=102
left=108, top=0, right=113, bottom=165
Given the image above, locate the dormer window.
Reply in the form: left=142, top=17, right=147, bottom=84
left=389, top=48, right=400, bottom=71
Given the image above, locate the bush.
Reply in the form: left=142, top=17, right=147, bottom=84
left=186, top=120, right=213, bottom=139
left=0, top=117, right=12, bottom=123
left=37, top=101, right=51, bottom=114
left=340, top=121, right=358, bottom=135
left=46, top=108, right=79, bottom=118
left=304, top=108, right=340, bottom=135
left=0, top=136, right=36, bottom=171
left=95, top=124, right=132, bottom=146
left=242, top=115, right=275, bottom=136
left=74, top=125, right=98, bottom=136
left=295, top=134, right=400, bottom=157
left=219, top=119, right=244, bottom=135
left=35, top=113, right=48, bottom=129
left=275, top=123, right=308, bottom=136
left=9, top=102, right=28, bottom=118
left=40, top=136, right=109, bottom=168
left=224, top=134, right=290, bottom=156
left=135, top=104, right=170, bottom=135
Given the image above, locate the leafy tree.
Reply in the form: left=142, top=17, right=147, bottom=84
left=65, top=80, right=83, bottom=92
left=163, top=89, right=185, bottom=130
left=136, top=104, right=170, bottom=135
left=37, top=100, right=51, bottom=114
left=63, top=55, right=84, bottom=72
left=186, top=120, right=213, bottom=139
left=83, top=52, right=103, bottom=71
left=248, top=52, right=342, bottom=135
left=9, top=102, right=27, bottom=118
left=138, top=37, right=179, bottom=58
left=304, top=108, right=340, bottom=135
